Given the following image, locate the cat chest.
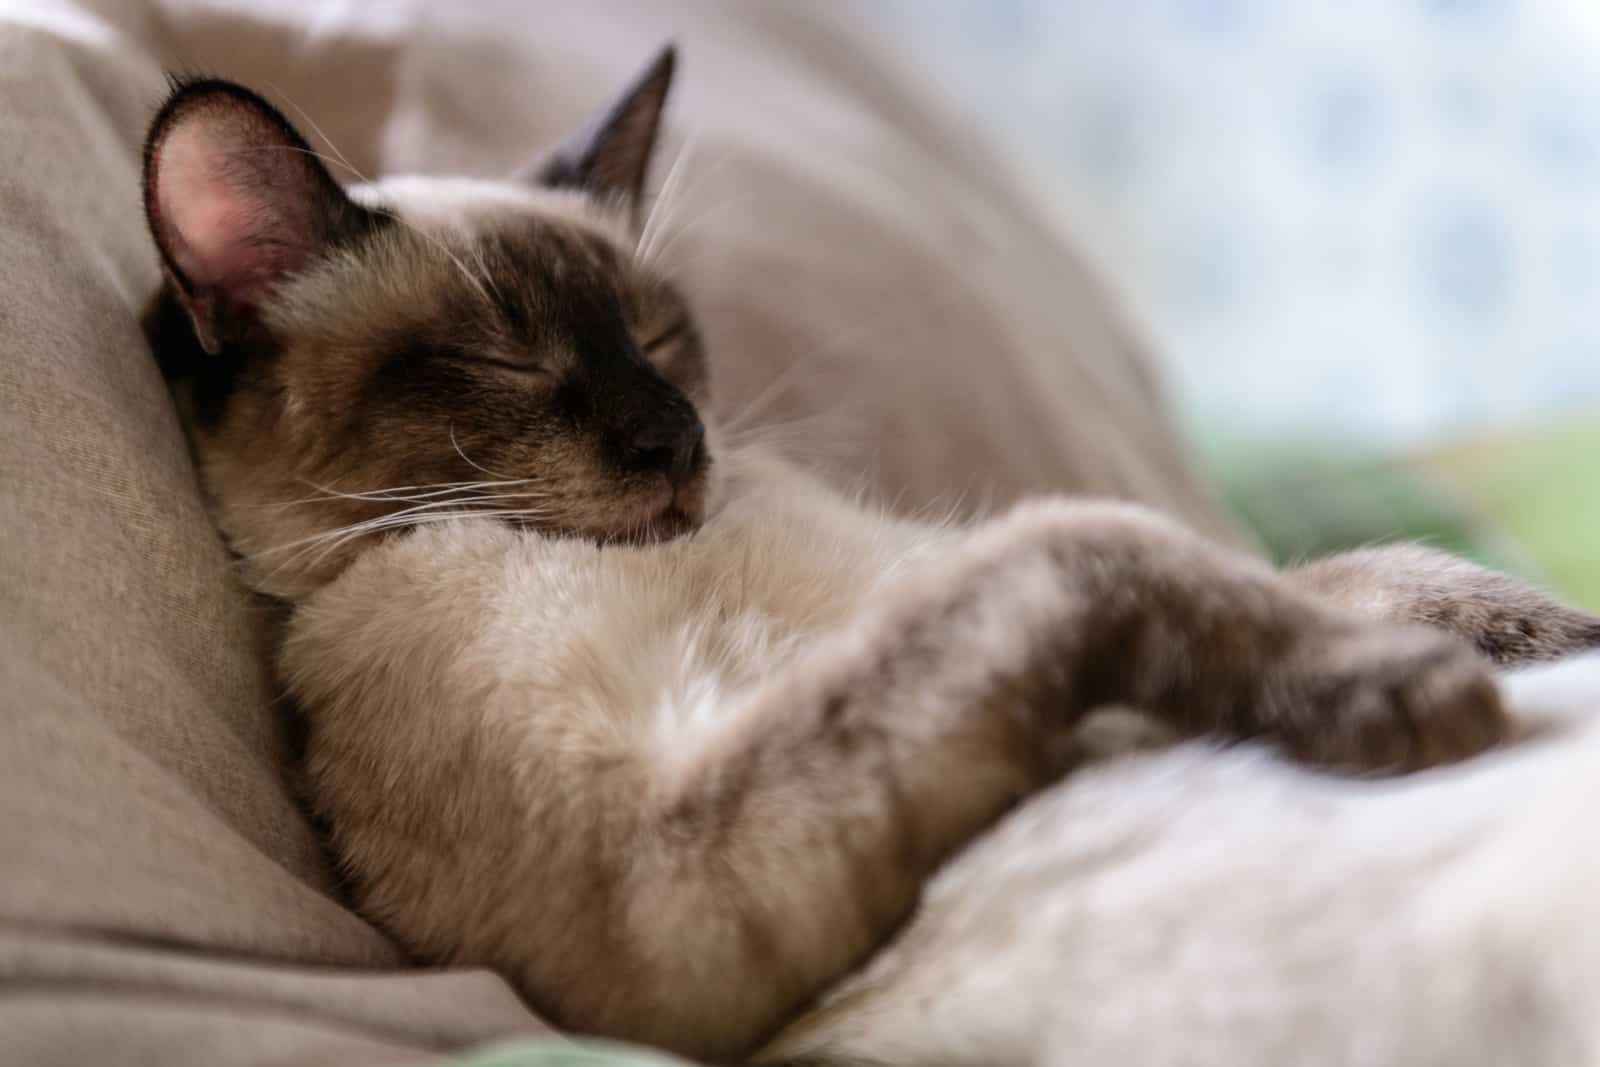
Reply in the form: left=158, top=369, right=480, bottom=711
left=492, top=532, right=900, bottom=734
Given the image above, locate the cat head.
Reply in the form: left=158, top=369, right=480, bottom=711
left=142, top=48, right=714, bottom=600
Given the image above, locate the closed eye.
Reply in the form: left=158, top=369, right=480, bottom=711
left=461, top=352, right=555, bottom=380
left=640, top=319, right=690, bottom=353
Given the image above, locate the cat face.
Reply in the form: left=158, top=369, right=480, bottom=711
left=142, top=49, right=713, bottom=600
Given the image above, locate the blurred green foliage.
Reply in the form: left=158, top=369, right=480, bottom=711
left=1202, top=415, right=1598, bottom=610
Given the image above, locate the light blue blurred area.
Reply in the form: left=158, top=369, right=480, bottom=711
left=871, top=0, right=1600, bottom=446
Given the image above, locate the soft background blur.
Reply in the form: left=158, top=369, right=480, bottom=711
left=863, top=0, right=1599, bottom=606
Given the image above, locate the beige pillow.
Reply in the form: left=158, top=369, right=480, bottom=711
left=0, top=1, right=1232, bottom=1061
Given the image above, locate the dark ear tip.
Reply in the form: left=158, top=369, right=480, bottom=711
left=142, top=74, right=318, bottom=216
left=625, top=42, right=676, bottom=104
left=648, top=42, right=678, bottom=83
left=145, top=76, right=264, bottom=183
left=146, top=76, right=283, bottom=145
left=151, top=75, right=257, bottom=123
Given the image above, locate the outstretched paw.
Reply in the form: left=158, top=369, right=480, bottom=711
left=1268, top=623, right=1508, bottom=773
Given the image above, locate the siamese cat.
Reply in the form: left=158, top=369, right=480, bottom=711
left=142, top=50, right=1600, bottom=1063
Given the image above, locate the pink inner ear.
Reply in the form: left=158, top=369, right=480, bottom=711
left=153, top=115, right=317, bottom=305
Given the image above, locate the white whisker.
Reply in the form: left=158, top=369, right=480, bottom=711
left=717, top=358, right=814, bottom=439
left=720, top=411, right=859, bottom=461
left=718, top=309, right=899, bottom=441
left=255, top=476, right=546, bottom=512
left=263, top=80, right=372, bottom=185
left=221, top=143, right=371, bottom=181
left=463, top=232, right=508, bottom=311
left=292, top=505, right=533, bottom=572
left=253, top=497, right=557, bottom=560
left=642, top=192, right=752, bottom=272
left=637, top=127, right=699, bottom=268
left=360, top=203, right=499, bottom=311
left=250, top=505, right=560, bottom=581
left=450, top=423, right=518, bottom=479
left=636, top=140, right=747, bottom=274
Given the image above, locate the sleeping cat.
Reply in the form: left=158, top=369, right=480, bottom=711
left=141, top=51, right=1600, bottom=1062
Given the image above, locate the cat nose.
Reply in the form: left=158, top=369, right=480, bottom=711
left=623, top=417, right=705, bottom=486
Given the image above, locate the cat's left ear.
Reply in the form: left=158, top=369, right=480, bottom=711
left=523, top=45, right=676, bottom=225
left=142, top=78, right=374, bottom=355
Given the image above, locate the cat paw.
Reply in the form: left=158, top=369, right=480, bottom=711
left=1268, top=623, right=1509, bottom=773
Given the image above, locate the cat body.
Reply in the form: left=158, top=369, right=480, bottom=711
left=141, top=52, right=1600, bottom=1064
left=285, top=445, right=950, bottom=1048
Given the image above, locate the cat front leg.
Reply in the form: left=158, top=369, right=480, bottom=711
left=566, top=499, right=1505, bottom=1059
left=909, top=499, right=1510, bottom=771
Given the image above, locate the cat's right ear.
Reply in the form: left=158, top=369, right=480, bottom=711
left=142, top=78, right=373, bottom=354
left=521, top=46, right=676, bottom=227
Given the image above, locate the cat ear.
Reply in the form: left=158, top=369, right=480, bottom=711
left=524, top=45, right=676, bottom=223
left=142, top=78, right=369, bottom=354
